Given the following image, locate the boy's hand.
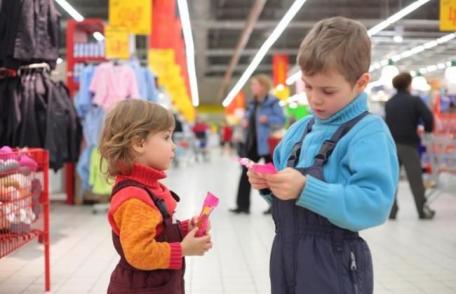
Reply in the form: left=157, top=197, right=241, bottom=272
left=259, top=115, right=268, bottom=124
left=265, top=168, right=306, bottom=200
left=181, top=227, right=212, bottom=256
left=247, top=169, right=269, bottom=190
left=242, top=119, right=249, bottom=128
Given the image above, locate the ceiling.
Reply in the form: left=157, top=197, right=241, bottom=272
left=57, top=0, right=448, bottom=104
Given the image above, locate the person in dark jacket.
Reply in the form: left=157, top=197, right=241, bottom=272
left=230, top=74, right=286, bottom=214
left=385, top=72, right=435, bottom=220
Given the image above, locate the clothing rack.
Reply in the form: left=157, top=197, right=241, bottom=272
left=0, top=68, right=17, bottom=78
left=18, top=62, right=51, bottom=70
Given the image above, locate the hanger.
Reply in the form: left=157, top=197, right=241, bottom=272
left=17, top=62, right=51, bottom=76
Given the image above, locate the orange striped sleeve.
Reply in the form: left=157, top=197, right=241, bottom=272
left=113, top=198, right=183, bottom=270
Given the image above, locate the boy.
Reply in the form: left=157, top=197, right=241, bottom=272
left=248, top=17, right=399, bottom=294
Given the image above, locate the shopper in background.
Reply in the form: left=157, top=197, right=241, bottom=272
left=230, top=74, right=286, bottom=215
left=220, top=119, right=234, bottom=155
left=192, top=116, right=210, bottom=162
left=385, top=72, right=435, bottom=220
left=99, top=100, right=212, bottom=294
left=172, top=112, right=184, bottom=167
left=248, top=17, right=398, bottom=294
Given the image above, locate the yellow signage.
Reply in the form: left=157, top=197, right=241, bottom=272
left=440, top=0, right=456, bottom=31
left=105, top=26, right=130, bottom=60
left=109, top=0, right=151, bottom=35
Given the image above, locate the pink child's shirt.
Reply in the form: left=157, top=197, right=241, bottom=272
left=89, top=62, right=139, bottom=110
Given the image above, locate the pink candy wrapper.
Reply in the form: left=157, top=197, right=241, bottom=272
left=251, top=162, right=277, bottom=174
left=196, top=192, right=219, bottom=237
left=238, top=157, right=277, bottom=174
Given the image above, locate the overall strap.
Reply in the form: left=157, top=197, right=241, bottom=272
left=313, top=111, right=369, bottom=167
left=111, top=179, right=171, bottom=219
left=286, top=118, right=315, bottom=168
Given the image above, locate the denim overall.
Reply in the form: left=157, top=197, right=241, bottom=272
left=107, top=180, right=185, bottom=294
left=270, top=112, right=373, bottom=294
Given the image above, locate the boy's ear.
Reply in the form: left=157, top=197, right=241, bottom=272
left=356, top=73, right=371, bottom=91
left=131, top=136, right=145, bottom=154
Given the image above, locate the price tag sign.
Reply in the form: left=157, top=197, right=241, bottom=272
left=109, top=0, right=152, bottom=35
left=440, top=0, right=456, bottom=31
left=105, top=26, right=130, bottom=60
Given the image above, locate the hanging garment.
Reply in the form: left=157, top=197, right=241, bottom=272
left=89, top=148, right=112, bottom=195
left=89, top=62, right=139, bottom=111
left=0, top=70, right=81, bottom=170
left=0, top=0, right=60, bottom=69
left=74, top=65, right=95, bottom=118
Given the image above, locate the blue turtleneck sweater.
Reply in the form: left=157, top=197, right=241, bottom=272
left=271, top=92, right=399, bottom=231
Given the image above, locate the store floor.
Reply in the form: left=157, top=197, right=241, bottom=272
left=1, top=151, right=456, bottom=294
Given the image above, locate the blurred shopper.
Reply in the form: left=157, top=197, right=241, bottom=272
left=220, top=120, right=234, bottom=155
left=192, top=116, right=210, bottom=162
left=385, top=72, right=435, bottom=220
left=230, top=74, right=285, bottom=214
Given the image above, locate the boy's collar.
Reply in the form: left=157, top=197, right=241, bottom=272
left=314, top=92, right=368, bottom=125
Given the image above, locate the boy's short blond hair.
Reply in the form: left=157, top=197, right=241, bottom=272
left=99, top=100, right=175, bottom=177
left=297, top=17, right=371, bottom=85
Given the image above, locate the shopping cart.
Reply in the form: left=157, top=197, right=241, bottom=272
left=422, top=114, right=456, bottom=203
left=173, top=132, right=195, bottom=167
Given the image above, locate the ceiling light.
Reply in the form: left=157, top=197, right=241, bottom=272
left=288, top=0, right=432, bottom=82
left=412, top=74, right=430, bottom=92
left=371, top=33, right=456, bottom=73
left=286, top=70, right=301, bottom=85
left=222, top=0, right=307, bottom=107
left=444, top=61, right=456, bottom=84
left=367, top=0, right=431, bottom=36
left=93, top=32, right=104, bottom=41
left=54, top=0, right=84, bottom=22
left=177, top=0, right=200, bottom=107
left=393, top=35, right=403, bottom=43
left=379, top=61, right=399, bottom=89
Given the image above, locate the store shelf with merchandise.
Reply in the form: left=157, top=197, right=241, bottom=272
left=0, top=148, right=50, bottom=292
left=65, top=19, right=106, bottom=205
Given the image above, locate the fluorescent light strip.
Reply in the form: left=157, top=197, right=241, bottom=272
left=286, top=70, right=301, bottom=85
left=415, top=59, right=453, bottom=75
left=286, top=0, right=430, bottom=85
left=93, top=32, right=104, bottom=41
left=54, top=0, right=84, bottom=22
left=367, top=0, right=431, bottom=36
left=222, top=0, right=307, bottom=107
left=54, top=1, right=105, bottom=41
left=177, top=0, right=200, bottom=107
left=369, top=32, right=456, bottom=72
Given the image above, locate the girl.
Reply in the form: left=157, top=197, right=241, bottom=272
left=100, top=100, right=212, bottom=294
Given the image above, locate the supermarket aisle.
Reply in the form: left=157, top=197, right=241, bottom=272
left=0, top=152, right=456, bottom=294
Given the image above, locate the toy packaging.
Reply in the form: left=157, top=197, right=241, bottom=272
left=195, top=192, right=219, bottom=237
left=238, top=157, right=277, bottom=174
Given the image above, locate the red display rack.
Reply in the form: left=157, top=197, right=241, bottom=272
left=66, top=19, right=106, bottom=204
left=0, top=148, right=50, bottom=292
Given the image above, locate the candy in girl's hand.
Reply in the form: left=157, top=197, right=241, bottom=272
left=196, top=192, right=219, bottom=237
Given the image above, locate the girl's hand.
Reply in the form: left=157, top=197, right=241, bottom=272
left=181, top=227, right=212, bottom=256
left=265, top=168, right=306, bottom=200
left=190, top=216, right=211, bottom=234
left=247, top=169, right=269, bottom=190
